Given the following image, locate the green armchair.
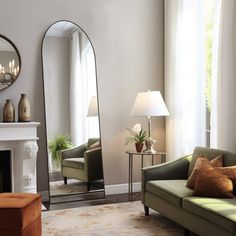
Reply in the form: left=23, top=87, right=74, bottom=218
left=60, top=138, right=103, bottom=191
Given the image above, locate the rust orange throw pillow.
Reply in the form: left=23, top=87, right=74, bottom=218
left=186, top=155, right=223, bottom=189
left=193, top=167, right=236, bottom=198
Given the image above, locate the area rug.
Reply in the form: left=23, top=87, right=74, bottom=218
left=42, top=201, right=184, bottom=236
left=50, top=179, right=104, bottom=196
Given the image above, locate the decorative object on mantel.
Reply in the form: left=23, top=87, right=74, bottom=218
left=125, top=123, right=147, bottom=153
left=3, top=99, right=15, bottom=122
left=130, top=90, right=169, bottom=153
left=18, top=93, right=30, bottom=122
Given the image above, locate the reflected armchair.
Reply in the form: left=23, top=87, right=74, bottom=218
left=60, top=138, right=103, bottom=191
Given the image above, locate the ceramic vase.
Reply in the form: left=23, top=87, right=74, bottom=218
left=18, top=94, right=30, bottom=122
left=135, top=142, right=144, bottom=153
left=3, top=99, right=15, bottom=122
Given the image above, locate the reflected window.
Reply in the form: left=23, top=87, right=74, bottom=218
left=70, top=31, right=99, bottom=146
left=82, top=46, right=99, bottom=139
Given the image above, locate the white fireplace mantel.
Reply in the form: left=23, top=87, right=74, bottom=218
left=0, top=122, right=39, bottom=141
left=0, top=122, right=40, bottom=193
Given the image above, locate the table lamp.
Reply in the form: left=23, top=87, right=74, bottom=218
left=87, top=96, right=98, bottom=117
left=130, top=90, right=169, bottom=153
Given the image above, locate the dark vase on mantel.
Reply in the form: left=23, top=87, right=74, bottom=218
left=3, top=99, right=15, bottom=122
left=18, top=94, right=31, bottom=122
left=135, top=142, right=144, bottom=153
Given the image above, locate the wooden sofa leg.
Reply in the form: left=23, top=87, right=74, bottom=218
left=144, top=205, right=149, bottom=216
left=63, top=177, right=67, bottom=185
left=87, top=182, right=90, bottom=191
left=184, top=228, right=190, bottom=236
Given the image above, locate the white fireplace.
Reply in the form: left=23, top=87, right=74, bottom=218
left=0, top=122, right=40, bottom=193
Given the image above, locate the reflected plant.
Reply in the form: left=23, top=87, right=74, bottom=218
left=48, top=134, right=73, bottom=167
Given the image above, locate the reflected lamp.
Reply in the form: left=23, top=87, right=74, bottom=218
left=87, top=96, right=98, bottom=117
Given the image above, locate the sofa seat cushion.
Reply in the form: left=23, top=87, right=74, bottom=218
left=63, top=158, right=84, bottom=169
left=146, top=180, right=193, bottom=207
left=183, top=197, right=236, bottom=234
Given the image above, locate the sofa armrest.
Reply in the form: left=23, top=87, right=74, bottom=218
left=84, top=147, right=103, bottom=180
left=142, top=154, right=192, bottom=181
left=141, top=154, right=192, bottom=203
left=60, top=143, right=87, bottom=161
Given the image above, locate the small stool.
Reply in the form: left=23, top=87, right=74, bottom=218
left=0, top=192, right=42, bottom=236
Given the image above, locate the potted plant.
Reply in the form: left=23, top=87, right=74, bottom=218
left=125, top=123, right=147, bottom=152
left=48, top=134, right=73, bottom=169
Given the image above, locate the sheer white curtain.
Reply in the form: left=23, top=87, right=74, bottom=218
left=70, top=32, right=99, bottom=146
left=211, top=0, right=236, bottom=152
left=70, top=31, right=86, bottom=146
left=165, top=0, right=206, bottom=160
left=81, top=45, right=99, bottom=139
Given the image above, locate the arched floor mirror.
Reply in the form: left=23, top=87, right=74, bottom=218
left=41, top=20, right=105, bottom=204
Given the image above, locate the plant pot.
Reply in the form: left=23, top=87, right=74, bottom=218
left=135, top=142, right=144, bottom=153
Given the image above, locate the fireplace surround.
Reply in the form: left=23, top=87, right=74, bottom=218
left=0, top=122, right=40, bottom=193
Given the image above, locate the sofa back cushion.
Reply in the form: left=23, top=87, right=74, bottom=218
left=188, top=146, right=236, bottom=177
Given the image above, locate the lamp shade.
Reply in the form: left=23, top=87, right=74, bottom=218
left=130, top=91, right=169, bottom=117
left=87, top=96, right=98, bottom=117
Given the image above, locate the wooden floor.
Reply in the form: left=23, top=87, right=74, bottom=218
left=44, top=192, right=141, bottom=211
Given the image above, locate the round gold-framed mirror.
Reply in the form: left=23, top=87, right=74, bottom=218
left=0, top=35, right=21, bottom=91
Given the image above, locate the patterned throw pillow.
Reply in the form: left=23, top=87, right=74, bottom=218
left=186, top=155, right=223, bottom=189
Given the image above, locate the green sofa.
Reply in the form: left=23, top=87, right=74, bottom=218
left=142, top=146, right=236, bottom=236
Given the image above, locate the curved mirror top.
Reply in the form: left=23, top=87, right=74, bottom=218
left=0, top=35, right=21, bottom=91
left=42, top=21, right=103, bottom=199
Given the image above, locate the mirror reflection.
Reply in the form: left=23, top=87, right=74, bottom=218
left=42, top=21, right=104, bottom=202
left=0, top=35, right=20, bottom=91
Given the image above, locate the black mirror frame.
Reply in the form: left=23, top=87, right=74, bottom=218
left=41, top=20, right=105, bottom=201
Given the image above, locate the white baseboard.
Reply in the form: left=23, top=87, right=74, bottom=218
left=39, top=190, right=50, bottom=202
left=105, top=182, right=141, bottom=195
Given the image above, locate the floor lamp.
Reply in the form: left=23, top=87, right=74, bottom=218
left=130, top=90, right=169, bottom=153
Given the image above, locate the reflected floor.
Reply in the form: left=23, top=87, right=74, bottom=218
left=49, top=170, right=105, bottom=205
left=50, top=179, right=104, bottom=196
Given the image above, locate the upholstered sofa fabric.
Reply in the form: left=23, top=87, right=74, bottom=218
left=142, top=146, right=236, bottom=236
left=183, top=197, right=236, bottom=234
left=146, top=180, right=193, bottom=207
left=63, top=157, right=85, bottom=169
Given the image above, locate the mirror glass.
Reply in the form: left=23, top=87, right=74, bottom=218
left=42, top=21, right=104, bottom=203
left=0, top=35, right=21, bottom=91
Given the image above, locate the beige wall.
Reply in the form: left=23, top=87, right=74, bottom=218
left=0, top=0, right=164, bottom=192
